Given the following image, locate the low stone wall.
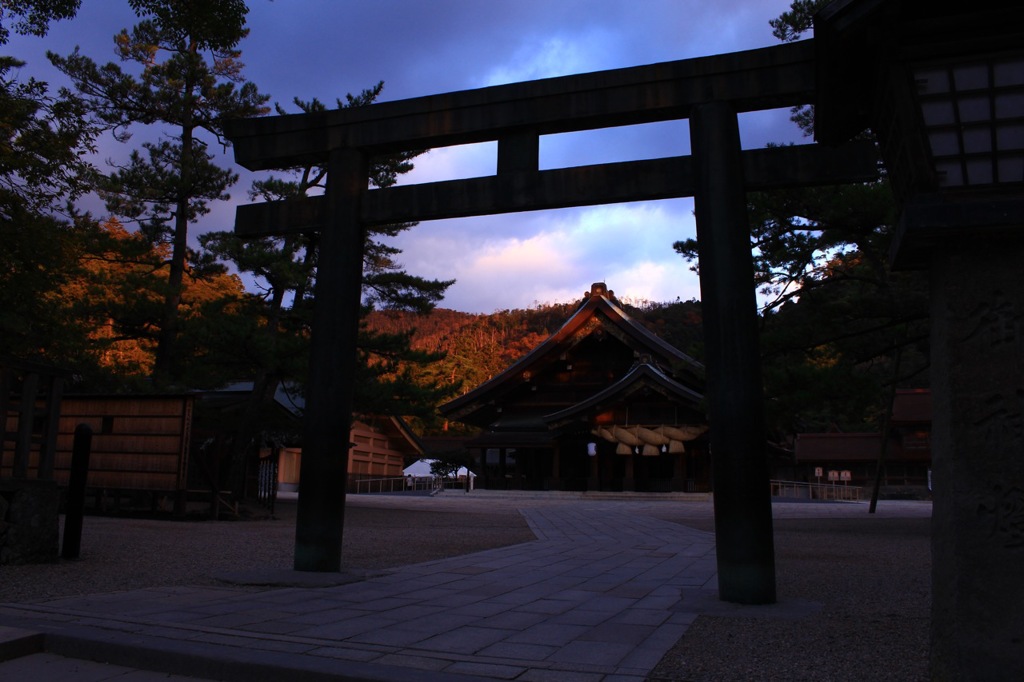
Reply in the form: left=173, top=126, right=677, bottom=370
left=0, top=479, right=59, bottom=565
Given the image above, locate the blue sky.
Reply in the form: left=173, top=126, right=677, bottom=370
left=7, top=0, right=805, bottom=313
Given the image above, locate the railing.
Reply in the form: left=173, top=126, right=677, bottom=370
left=770, top=479, right=862, bottom=502
left=256, top=454, right=278, bottom=514
left=351, top=476, right=441, bottom=494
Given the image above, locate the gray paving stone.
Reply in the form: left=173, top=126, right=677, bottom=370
left=279, top=608, right=359, bottom=626
left=293, top=614, right=399, bottom=639
left=505, top=622, right=590, bottom=646
left=236, top=619, right=312, bottom=635
left=473, top=609, right=548, bottom=630
left=546, top=639, right=636, bottom=666
left=346, top=625, right=433, bottom=647
left=517, top=668, right=605, bottom=682
left=549, top=608, right=613, bottom=627
left=308, top=645, right=386, bottom=662
left=374, top=652, right=452, bottom=671
left=448, top=600, right=520, bottom=618
left=601, top=674, right=649, bottom=682
left=414, top=625, right=513, bottom=654
left=512, top=598, right=578, bottom=615
left=342, top=596, right=418, bottom=612
left=475, top=640, right=559, bottom=661
left=444, top=660, right=527, bottom=679
left=420, top=591, right=488, bottom=609
left=194, top=632, right=313, bottom=653
left=580, top=621, right=655, bottom=645
left=386, top=612, right=480, bottom=636
left=608, top=608, right=670, bottom=626
left=572, top=595, right=638, bottom=613
left=188, top=612, right=270, bottom=628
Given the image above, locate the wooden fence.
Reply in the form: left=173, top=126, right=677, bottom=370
left=2, top=394, right=193, bottom=501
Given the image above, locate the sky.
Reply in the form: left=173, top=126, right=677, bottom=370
left=6, top=0, right=806, bottom=313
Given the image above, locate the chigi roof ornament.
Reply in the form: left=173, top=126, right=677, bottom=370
left=583, top=282, right=614, bottom=301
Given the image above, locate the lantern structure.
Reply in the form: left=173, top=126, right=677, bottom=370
left=815, top=1, right=1024, bottom=677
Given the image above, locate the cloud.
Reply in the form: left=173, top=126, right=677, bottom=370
left=386, top=199, right=699, bottom=313
left=479, top=30, right=610, bottom=87
left=7, top=0, right=799, bottom=313
left=399, top=142, right=497, bottom=185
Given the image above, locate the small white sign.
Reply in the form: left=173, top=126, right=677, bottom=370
left=828, top=470, right=839, bottom=482
left=841, top=470, right=852, bottom=482
left=814, top=467, right=823, bottom=478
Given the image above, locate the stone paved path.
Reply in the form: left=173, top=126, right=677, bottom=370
left=0, top=498, right=929, bottom=681
left=0, top=502, right=721, bottom=680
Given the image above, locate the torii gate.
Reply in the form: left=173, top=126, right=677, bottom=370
left=224, top=38, right=875, bottom=605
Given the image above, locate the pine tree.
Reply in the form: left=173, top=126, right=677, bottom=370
left=0, top=0, right=80, bottom=44
left=675, top=0, right=929, bottom=438
left=199, top=85, right=455, bottom=495
left=48, top=0, right=269, bottom=386
left=201, top=86, right=455, bottom=409
left=0, top=0, right=99, bottom=365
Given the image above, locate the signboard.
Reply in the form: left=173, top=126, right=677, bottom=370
left=828, top=470, right=839, bottom=482
left=840, top=470, right=852, bottom=482
left=814, top=467, right=823, bottom=478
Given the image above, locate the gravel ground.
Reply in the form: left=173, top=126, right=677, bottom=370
left=0, top=495, right=931, bottom=681
left=645, top=512, right=931, bottom=682
left=0, top=495, right=536, bottom=603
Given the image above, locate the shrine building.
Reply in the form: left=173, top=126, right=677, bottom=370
left=440, top=283, right=710, bottom=493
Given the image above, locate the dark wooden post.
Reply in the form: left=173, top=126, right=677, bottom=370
left=294, top=147, right=368, bottom=572
left=13, top=372, right=39, bottom=479
left=37, top=375, right=63, bottom=481
left=689, top=100, right=776, bottom=604
left=62, top=423, right=92, bottom=560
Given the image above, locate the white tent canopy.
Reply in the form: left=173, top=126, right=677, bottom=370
left=403, top=459, right=475, bottom=478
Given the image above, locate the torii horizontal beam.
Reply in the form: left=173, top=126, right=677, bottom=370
left=234, top=141, right=877, bottom=236
left=223, top=40, right=817, bottom=170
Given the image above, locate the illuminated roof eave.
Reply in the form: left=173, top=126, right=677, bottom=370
left=543, top=362, right=704, bottom=429
left=439, top=291, right=704, bottom=421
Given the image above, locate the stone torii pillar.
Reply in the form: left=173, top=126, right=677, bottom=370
left=293, top=148, right=368, bottom=571
left=690, top=101, right=776, bottom=604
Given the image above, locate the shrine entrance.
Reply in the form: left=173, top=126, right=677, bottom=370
left=224, top=38, right=876, bottom=605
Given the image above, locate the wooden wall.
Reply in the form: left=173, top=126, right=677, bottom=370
left=349, top=419, right=407, bottom=479
left=276, top=418, right=416, bottom=487
left=2, top=395, right=193, bottom=493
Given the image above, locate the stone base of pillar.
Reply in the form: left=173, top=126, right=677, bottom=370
left=0, top=479, right=60, bottom=565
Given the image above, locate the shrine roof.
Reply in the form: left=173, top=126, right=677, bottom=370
left=355, top=414, right=426, bottom=457
left=439, top=282, right=704, bottom=420
left=543, top=362, right=703, bottom=429
left=890, top=389, right=931, bottom=425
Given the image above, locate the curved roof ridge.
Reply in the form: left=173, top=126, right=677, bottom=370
left=599, top=295, right=704, bottom=374
left=439, top=283, right=703, bottom=417
left=543, top=361, right=703, bottom=426
left=440, top=293, right=601, bottom=415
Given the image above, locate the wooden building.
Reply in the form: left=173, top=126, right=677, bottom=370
left=793, top=389, right=932, bottom=488
left=2, top=393, right=193, bottom=508
left=276, top=415, right=424, bottom=493
left=191, top=384, right=424, bottom=494
left=3, top=376, right=426, bottom=510
left=440, top=283, right=710, bottom=492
